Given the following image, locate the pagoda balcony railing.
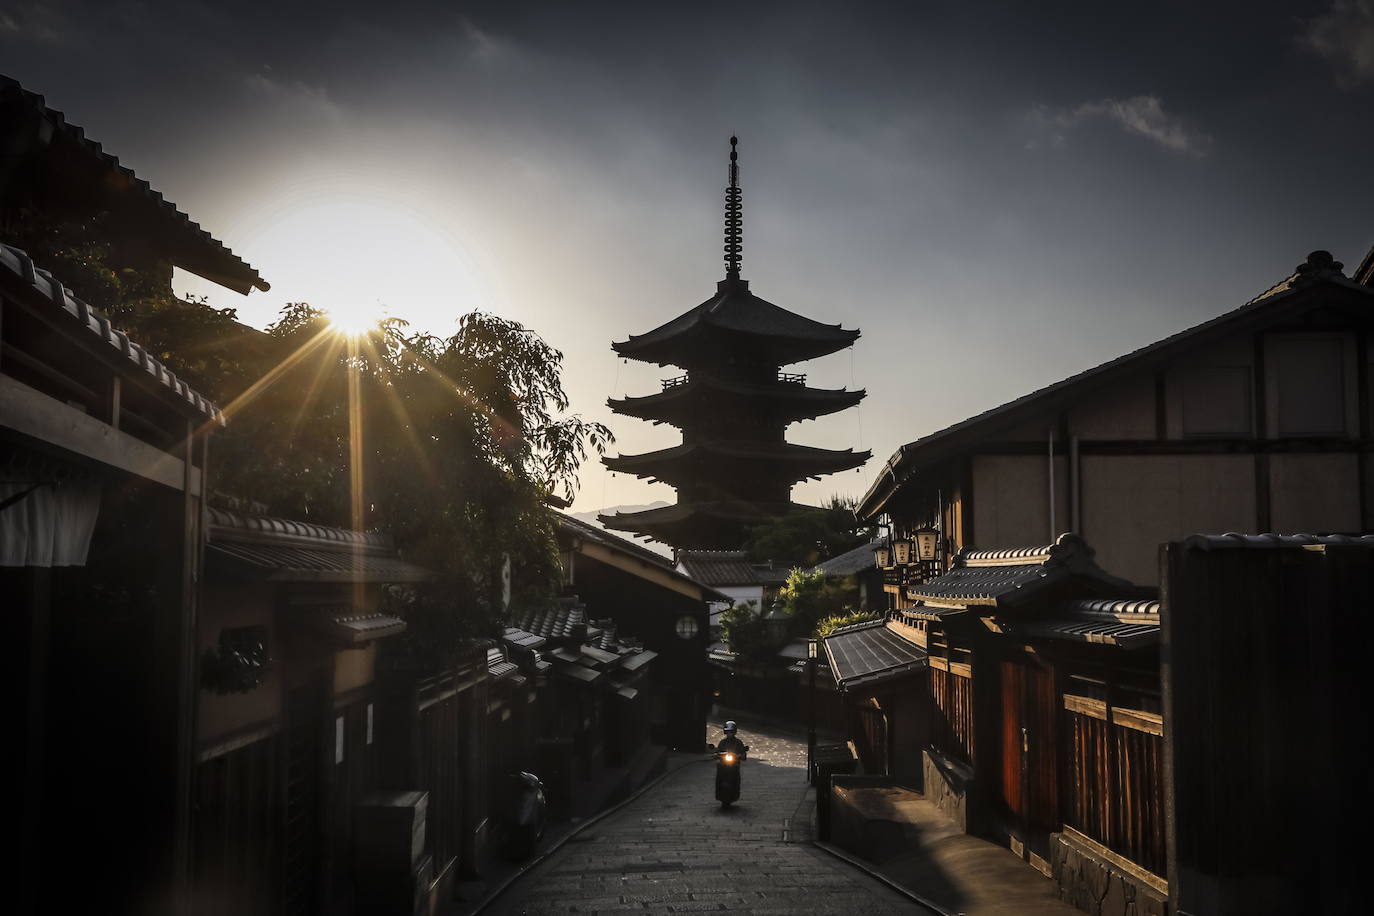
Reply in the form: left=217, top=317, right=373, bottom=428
left=660, top=371, right=807, bottom=391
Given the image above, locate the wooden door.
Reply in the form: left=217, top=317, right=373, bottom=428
left=999, top=656, right=1058, bottom=861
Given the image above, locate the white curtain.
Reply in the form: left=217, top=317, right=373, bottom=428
left=0, top=474, right=102, bottom=567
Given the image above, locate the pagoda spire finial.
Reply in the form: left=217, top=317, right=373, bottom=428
left=724, top=135, right=743, bottom=281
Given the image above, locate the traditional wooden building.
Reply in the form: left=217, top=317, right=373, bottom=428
left=600, top=137, right=868, bottom=549
left=553, top=511, right=723, bottom=750
left=193, top=508, right=428, bottom=915
left=859, top=535, right=1166, bottom=914
left=2, top=76, right=267, bottom=916
left=860, top=248, right=1374, bottom=587
left=0, top=75, right=268, bottom=293
left=505, top=600, right=661, bottom=821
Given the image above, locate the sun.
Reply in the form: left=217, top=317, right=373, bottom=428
left=325, top=303, right=382, bottom=336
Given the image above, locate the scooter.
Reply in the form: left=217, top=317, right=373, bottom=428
left=714, top=746, right=748, bottom=808
left=505, top=771, right=548, bottom=860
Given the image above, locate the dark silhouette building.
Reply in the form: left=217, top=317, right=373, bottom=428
left=600, top=138, right=869, bottom=549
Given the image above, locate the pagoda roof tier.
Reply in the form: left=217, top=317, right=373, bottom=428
left=599, top=500, right=812, bottom=547
left=604, top=440, right=871, bottom=487
left=608, top=373, right=865, bottom=425
left=613, top=278, right=860, bottom=369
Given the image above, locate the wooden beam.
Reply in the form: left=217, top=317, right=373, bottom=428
left=0, top=373, right=199, bottom=492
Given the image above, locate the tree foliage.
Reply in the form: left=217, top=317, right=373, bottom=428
left=718, top=600, right=771, bottom=661
left=815, top=609, right=880, bottom=638
left=775, top=567, right=855, bottom=638
left=743, top=495, right=874, bottom=568
left=9, top=219, right=612, bottom=665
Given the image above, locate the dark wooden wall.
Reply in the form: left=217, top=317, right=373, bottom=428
left=1162, top=542, right=1373, bottom=915
left=566, top=555, right=709, bottom=751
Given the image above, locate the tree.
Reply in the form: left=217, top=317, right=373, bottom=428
left=775, top=567, right=854, bottom=638
left=718, top=600, right=770, bottom=661
left=743, top=495, right=874, bottom=568
left=8, top=219, right=612, bottom=665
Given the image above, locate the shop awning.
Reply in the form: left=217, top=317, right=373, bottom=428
left=823, top=620, right=927, bottom=693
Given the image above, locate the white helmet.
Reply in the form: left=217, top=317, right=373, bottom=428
left=724, top=720, right=737, bottom=733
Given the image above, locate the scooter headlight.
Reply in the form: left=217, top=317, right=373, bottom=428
left=723, top=753, right=735, bottom=764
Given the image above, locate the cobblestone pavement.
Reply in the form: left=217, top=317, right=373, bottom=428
left=492, top=727, right=921, bottom=915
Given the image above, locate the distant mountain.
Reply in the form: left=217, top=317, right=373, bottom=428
left=570, top=503, right=673, bottom=560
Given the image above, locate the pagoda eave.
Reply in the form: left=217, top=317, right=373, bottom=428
left=613, top=325, right=860, bottom=370
left=606, top=381, right=865, bottom=425
left=603, top=442, right=871, bottom=486
left=599, top=499, right=805, bottom=547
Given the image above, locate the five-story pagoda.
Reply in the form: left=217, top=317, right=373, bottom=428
left=599, top=138, right=870, bottom=549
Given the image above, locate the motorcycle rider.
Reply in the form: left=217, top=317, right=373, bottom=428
left=717, top=720, right=747, bottom=759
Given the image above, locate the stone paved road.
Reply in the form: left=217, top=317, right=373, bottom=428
left=492, top=727, right=923, bottom=915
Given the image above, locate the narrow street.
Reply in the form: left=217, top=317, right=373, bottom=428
left=491, top=725, right=924, bottom=915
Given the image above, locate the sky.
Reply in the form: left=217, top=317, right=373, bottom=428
left=3, top=0, right=1372, bottom=515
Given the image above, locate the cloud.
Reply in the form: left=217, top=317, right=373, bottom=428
left=241, top=71, right=343, bottom=124
left=1301, top=0, right=1374, bottom=87
left=1029, top=95, right=1212, bottom=157
left=0, top=1, right=68, bottom=44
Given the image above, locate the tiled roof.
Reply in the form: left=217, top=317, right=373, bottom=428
left=487, top=646, right=521, bottom=681
left=502, top=627, right=547, bottom=652
left=1012, top=596, right=1162, bottom=649
left=208, top=540, right=431, bottom=583
left=859, top=249, right=1374, bottom=519
left=0, top=76, right=269, bottom=294
left=316, top=612, right=407, bottom=646
left=906, top=534, right=1134, bottom=609
left=823, top=620, right=927, bottom=692
left=209, top=507, right=392, bottom=549
left=608, top=373, right=864, bottom=424
left=613, top=278, right=860, bottom=367
left=676, top=550, right=757, bottom=586
left=604, top=440, right=870, bottom=483
left=206, top=507, right=432, bottom=583
left=512, top=600, right=589, bottom=641
left=1356, top=241, right=1374, bottom=287
left=554, top=511, right=672, bottom=568
left=1014, top=618, right=1159, bottom=649
left=813, top=540, right=881, bottom=577
left=0, top=242, right=225, bottom=424
left=1178, top=533, right=1374, bottom=551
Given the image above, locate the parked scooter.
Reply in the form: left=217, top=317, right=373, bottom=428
left=505, top=771, right=548, bottom=860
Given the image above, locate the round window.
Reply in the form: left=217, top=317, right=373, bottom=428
left=674, top=615, right=700, bottom=640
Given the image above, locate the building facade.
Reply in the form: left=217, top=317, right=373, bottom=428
left=860, top=249, right=1374, bottom=587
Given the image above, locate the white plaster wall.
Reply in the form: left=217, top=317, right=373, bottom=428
left=197, top=584, right=281, bottom=744
left=1269, top=453, right=1360, bottom=534
left=972, top=455, right=1069, bottom=550
left=1081, top=454, right=1256, bottom=585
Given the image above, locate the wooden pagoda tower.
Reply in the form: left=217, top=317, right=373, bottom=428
left=599, top=138, right=870, bottom=549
